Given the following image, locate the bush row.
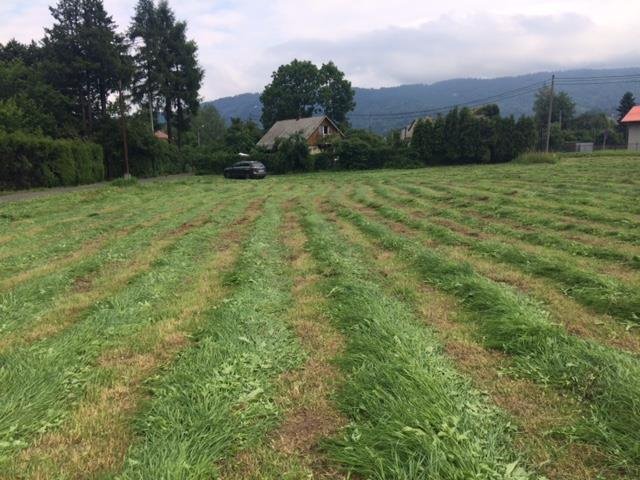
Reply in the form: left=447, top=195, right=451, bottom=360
left=0, top=131, right=104, bottom=189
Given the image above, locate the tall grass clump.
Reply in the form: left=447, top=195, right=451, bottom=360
left=513, top=152, right=559, bottom=164
left=339, top=206, right=640, bottom=473
left=301, top=206, right=533, bottom=480
left=118, top=200, right=303, bottom=479
left=110, top=176, right=139, bottom=187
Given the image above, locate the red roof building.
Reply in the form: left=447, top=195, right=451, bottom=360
left=621, top=106, right=640, bottom=124
left=621, top=106, right=640, bottom=151
left=154, top=130, right=169, bottom=141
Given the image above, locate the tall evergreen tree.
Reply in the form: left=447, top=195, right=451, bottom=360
left=43, top=0, right=127, bottom=135
left=129, top=0, right=202, bottom=144
left=617, top=91, right=636, bottom=122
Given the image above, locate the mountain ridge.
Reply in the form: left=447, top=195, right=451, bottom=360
left=206, top=67, right=640, bottom=133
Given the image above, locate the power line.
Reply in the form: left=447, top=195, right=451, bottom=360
left=349, top=80, right=547, bottom=119
left=350, top=72, right=640, bottom=121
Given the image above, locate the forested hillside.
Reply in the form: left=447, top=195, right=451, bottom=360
left=209, top=67, right=640, bottom=133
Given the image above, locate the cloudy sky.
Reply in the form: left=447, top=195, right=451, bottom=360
left=1, top=0, right=639, bottom=100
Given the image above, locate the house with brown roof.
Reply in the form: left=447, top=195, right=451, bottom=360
left=257, top=116, right=343, bottom=154
left=154, top=130, right=169, bottom=142
left=620, top=106, right=640, bottom=151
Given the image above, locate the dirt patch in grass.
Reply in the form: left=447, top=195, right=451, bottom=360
left=10, top=204, right=262, bottom=480
left=72, top=275, right=93, bottom=292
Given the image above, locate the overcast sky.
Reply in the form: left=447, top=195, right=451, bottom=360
left=1, top=0, right=639, bottom=100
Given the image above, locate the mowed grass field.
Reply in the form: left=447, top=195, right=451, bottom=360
left=1, top=156, right=639, bottom=479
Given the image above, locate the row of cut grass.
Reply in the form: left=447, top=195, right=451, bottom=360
left=0, top=197, right=252, bottom=468
left=5, top=196, right=261, bottom=480
left=372, top=185, right=640, bottom=272
left=351, top=190, right=640, bottom=324
left=0, top=184, right=175, bottom=262
left=328, top=209, right=625, bottom=480
left=0, top=192, right=220, bottom=343
left=394, top=181, right=640, bottom=246
left=336, top=204, right=640, bottom=473
left=116, top=199, right=304, bottom=479
left=301, top=203, right=533, bottom=479
left=0, top=182, right=232, bottom=279
left=423, top=181, right=640, bottom=234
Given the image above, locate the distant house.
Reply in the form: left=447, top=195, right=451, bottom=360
left=257, top=116, right=343, bottom=154
left=400, top=117, right=432, bottom=142
left=620, top=106, right=640, bottom=151
left=154, top=130, right=169, bottom=142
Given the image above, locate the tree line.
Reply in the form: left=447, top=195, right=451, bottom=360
left=0, top=0, right=203, bottom=186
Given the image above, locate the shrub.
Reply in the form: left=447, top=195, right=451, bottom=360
left=513, top=152, right=559, bottom=164
left=273, top=133, right=312, bottom=173
left=0, top=131, right=104, bottom=189
left=110, top=176, right=139, bottom=187
left=193, top=149, right=238, bottom=175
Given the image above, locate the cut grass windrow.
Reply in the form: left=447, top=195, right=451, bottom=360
left=373, top=184, right=640, bottom=271
left=0, top=198, right=251, bottom=468
left=301, top=204, right=534, bottom=480
left=337, top=205, right=640, bottom=473
left=219, top=207, right=346, bottom=480
left=351, top=191, right=640, bottom=324
left=330, top=211, right=622, bottom=480
left=0, top=192, right=221, bottom=344
left=406, top=165, right=640, bottom=225
left=0, top=184, right=200, bottom=274
left=395, top=181, right=640, bottom=246
left=6, top=199, right=260, bottom=480
left=116, top=199, right=304, bottom=479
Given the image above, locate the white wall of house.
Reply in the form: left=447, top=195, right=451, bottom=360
left=629, top=124, right=640, bottom=151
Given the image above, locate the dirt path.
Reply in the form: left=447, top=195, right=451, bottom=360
left=0, top=174, right=194, bottom=204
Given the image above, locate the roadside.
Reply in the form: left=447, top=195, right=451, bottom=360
left=0, top=174, right=194, bottom=204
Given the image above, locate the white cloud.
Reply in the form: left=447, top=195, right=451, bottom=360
left=1, top=0, right=639, bottom=99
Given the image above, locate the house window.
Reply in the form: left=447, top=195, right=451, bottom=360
left=322, top=125, right=330, bottom=136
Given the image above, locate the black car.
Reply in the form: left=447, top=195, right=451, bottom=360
left=223, top=161, right=267, bottom=179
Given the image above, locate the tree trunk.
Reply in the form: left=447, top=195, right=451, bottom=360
left=176, top=99, right=183, bottom=149
left=99, top=78, right=108, bottom=118
left=165, top=98, right=173, bottom=143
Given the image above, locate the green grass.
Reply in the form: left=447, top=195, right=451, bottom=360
left=513, top=152, right=559, bottom=164
left=302, top=205, right=532, bottom=480
left=1, top=156, right=639, bottom=479
left=118, top=200, right=303, bottom=479
left=337, top=205, right=640, bottom=473
left=350, top=190, right=640, bottom=324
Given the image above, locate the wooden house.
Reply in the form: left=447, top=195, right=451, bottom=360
left=257, top=116, right=343, bottom=154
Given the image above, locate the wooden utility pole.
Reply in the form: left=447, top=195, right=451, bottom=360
left=545, top=74, right=555, bottom=153
left=119, top=80, right=131, bottom=179
left=149, top=91, right=155, bottom=135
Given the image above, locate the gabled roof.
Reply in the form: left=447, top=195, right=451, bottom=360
left=257, top=116, right=342, bottom=149
left=621, top=106, right=640, bottom=124
left=154, top=130, right=169, bottom=140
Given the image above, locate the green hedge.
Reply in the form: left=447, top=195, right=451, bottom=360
left=0, top=132, right=104, bottom=189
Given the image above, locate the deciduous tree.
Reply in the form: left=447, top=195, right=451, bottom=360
left=260, top=60, right=355, bottom=130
